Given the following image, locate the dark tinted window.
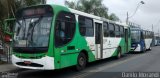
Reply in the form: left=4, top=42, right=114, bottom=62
left=141, top=31, right=144, bottom=39
left=143, top=31, right=146, bottom=38
left=109, top=23, right=115, bottom=37
left=146, top=31, right=147, bottom=38
left=128, top=28, right=131, bottom=37
left=103, top=22, right=109, bottom=37
left=115, top=24, right=120, bottom=37
left=79, top=16, right=94, bottom=36
left=120, top=26, right=124, bottom=37
left=150, top=32, right=152, bottom=38
left=55, top=11, right=76, bottom=47
left=95, top=23, right=102, bottom=44
left=148, top=32, right=149, bottom=38
left=148, top=32, right=150, bottom=38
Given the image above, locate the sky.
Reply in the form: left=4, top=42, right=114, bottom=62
left=46, top=0, right=160, bottom=33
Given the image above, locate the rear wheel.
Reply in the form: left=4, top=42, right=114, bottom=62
left=116, top=47, right=122, bottom=59
left=76, top=53, right=87, bottom=71
left=148, top=47, right=152, bottom=51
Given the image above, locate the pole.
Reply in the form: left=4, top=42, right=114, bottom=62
left=126, top=1, right=145, bottom=25
left=152, top=24, right=154, bottom=46
left=158, top=29, right=160, bottom=37
left=152, top=24, right=154, bottom=32
left=126, top=12, right=129, bottom=25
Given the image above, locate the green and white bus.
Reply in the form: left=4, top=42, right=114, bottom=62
left=12, top=4, right=131, bottom=70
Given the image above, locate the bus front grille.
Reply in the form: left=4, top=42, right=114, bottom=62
left=16, top=62, right=44, bottom=67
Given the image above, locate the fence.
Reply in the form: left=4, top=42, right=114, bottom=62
left=0, top=18, right=15, bottom=63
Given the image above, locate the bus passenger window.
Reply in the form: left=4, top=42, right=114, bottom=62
left=115, top=25, right=120, bottom=37
left=109, top=23, right=115, bottom=37
left=78, top=16, right=94, bottom=37
left=55, top=11, right=76, bottom=47
left=120, top=27, right=124, bottom=37
left=103, top=22, right=109, bottom=37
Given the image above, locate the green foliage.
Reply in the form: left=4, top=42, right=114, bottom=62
left=65, top=0, right=120, bottom=21
left=23, top=0, right=41, bottom=6
left=0, top=0, right=46, bottom=42
left=65, top=0, right=108, bottom=18
left=109, top=13, right=120, bottom=21
left=0, top=0, right=46, bottom=20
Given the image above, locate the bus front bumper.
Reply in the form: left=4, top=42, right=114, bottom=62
left=12, top=55, right=55, bottom=70
left=131, top=44, right=141, bottom=52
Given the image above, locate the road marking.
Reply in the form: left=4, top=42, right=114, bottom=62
left=72, top=53, right=147, bottom=78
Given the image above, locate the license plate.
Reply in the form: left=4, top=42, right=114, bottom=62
left=24, top=61, right=31, bottom=65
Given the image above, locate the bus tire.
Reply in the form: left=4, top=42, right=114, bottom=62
left=116, top=47, right=122, bottom=59
left=149, top=47, right=152, bottom=51
left=143, top=47, right=146, bottom=53
left=76, top=52, right=87, bottom=71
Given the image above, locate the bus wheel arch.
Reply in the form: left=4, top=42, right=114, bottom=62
left=76, top=50, right=88, bottom=71
left=80, top=50, right=88, bottom=62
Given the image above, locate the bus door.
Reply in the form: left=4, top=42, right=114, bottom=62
left=125, top=29, right=128, bottom=52
left=95, top=21, right=103, bottom=59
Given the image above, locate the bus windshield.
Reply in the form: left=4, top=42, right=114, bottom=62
left=131, top=30, right=140, bottom=43
left=14, top=16, right=52, bottom=47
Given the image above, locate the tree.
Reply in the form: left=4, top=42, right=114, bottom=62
left=65, top=0, right=108, bottom=18
left=0, top=0, right=46, bottom=62
left=22, top=0, right=44, bottom=7
left=109, top=13, right=120, bottom=21
left=0, top=0, right=46, bottom=20
left=65, top=0, right=120, bottom=21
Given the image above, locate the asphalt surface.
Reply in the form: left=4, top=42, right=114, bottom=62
left=3, top=46, right=160, bottom=78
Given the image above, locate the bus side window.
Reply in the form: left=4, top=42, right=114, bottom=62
left=55, top=11, right=76, bottom=47
left=143, top=31, right=145, bottom=39
left=141, top=32, right=144, bottom=40
left=103, top=22, right=109, bottom=37
left=148, top=31, right=149, bottom=38
left=78, top=16, right=94, bottom=37
left=115, top=24, right=120, bottom=37
left=120, top=26, right=124, bottom=37
left=147, top=31, right=148, bottom=38
left=109, top=23, right=115, bottom=37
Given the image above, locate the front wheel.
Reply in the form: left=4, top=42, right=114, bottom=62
left=76, top=53, right=87, bottom=71
left=142, top=47, right=146, bottom=53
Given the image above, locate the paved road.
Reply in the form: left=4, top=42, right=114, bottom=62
left=3, top=46, right=160, bottom=78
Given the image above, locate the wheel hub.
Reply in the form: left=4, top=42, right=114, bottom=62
left=79, top=57, right=85, bottom=66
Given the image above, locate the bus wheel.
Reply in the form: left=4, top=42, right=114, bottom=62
left=143, top=47, right=146, bottom=52
left=76, top=53, right=87, bottom=71
left=149, top=47, right=152, bottom=51
left=116, top=47, right=122, bottom=59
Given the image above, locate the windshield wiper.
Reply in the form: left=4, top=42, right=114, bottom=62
left=15, top=18, right=26, bottom=39
left=27, top=16, right=43, bottom=47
